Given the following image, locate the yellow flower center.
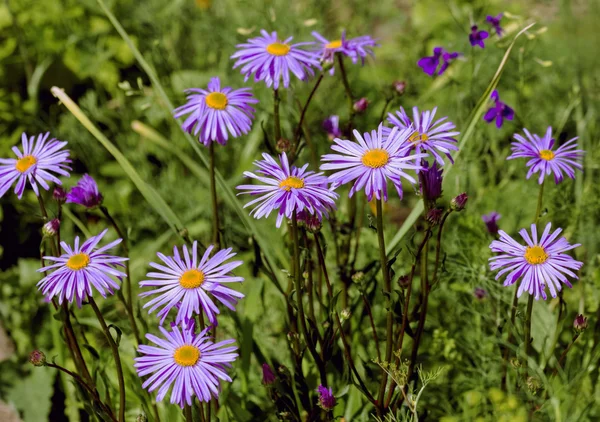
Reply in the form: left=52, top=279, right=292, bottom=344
left=15, top=155, right=37, bottom=173
left=66, top=253, right=90, bottom=271
left=205, top=92, right=228, bottom=110
left=408, top=131, right=429, bottom=145
left=179, top=269, right=205, bottom=289
left=361, top=149, right=390, bottom=168
left=539, top=149, right=555, bottom=161
left=266, top=42, right=291, bottom=56
left=173, top=345, right=201, bottom=367
left=524, top=245, right=549, bottom=265
left=326, top=40, right=342, bottom=49
left=279, top=176, right=305, bottom=191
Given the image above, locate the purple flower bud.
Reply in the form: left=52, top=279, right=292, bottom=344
left=482, top=212, right=501, bottom=236
left=420, top=161, right=443, bottom=202
left=29, top=350, right=46, bottom=367
left=323, top=116, right=342, bottom=140
left=353, top=97, right=369, bottom=113
left=426, top=208, right=443, bottom=225
left=317, top=385, right=336, bottom=410
left=53, top=186, right=67, bottom=203
left=42, top=218, right=60, bottom=237
left=66, top=174, right=103, bottom=209
left=473, top=287, right=488, bottom=300
left=262, top=363, right=276, bottom=385
left=392, top=80, right=406, bottom=95
left=574, top=314, right=588, bottom=333
left=450, top=193, right=468, bottom=211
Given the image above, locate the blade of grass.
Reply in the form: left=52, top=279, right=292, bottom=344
left=51, top=87, right=187, bottom=238
left=62, top=207, right=92, bottom=238
left=385, top=22, right=536, bottom=254
left=97, top=0, right=285, bottom=288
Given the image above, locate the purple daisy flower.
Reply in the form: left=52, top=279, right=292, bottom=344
left=486, top=13, right=504, bottom=37
left=469, top=25, right=489, bottom=48
left=173, top=77, right=258, bottom=146
left=418, top=47, right=460, bottom=76
left=0, top=132, right=71, bottom=199
left=37, top=229, right=127, bottom=307
left=66, top=174, right=103, bottom=208
left=483, top=90, right=514, bottom=128
left=135, top=323, right=238, bottom=407
left=237, top=152, right=338, bottom=228
left=385, top=106, right=460, bottom=166
left=508, top=127, right=584, bottom=184
left=317, top=385, right=336, bottom=410
left=320, top=124, right=427, bottom=201
left=231, top=30, right=319, bottom=89
left=140, top=242, right=244, bottom=326
left=420, top=160, right=443, bottom=201
left=482, top=211, right=501, bottom=236
left=489, top=222, right=583, bottom=300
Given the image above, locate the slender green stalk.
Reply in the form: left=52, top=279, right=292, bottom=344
left=89, top=298, right=126, bottom=422
left=184, top=404, right=193, bottom=422
left=273, top=88, right=282, bottom=142
left=294, top=73, right=324, bottom=146
left=501, top=288, right=519, bottom=391
left=552, top=333, right=580, bottom=376
left=336, top=54, right=356, bottom=133
left=209, top=141, right=221, bottom=249
left=375, top=199, right=394, bottom=413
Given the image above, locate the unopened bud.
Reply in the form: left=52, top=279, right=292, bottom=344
left=135, top=414, right=148, bottom=422
left=317, top=385, right=336, bottom=411
left=351, top=271, right=364, bottom=283
left=29, top=350, right=46, bottom=367
left=398, top=274, right=410, bottom=289
left=574, top=314, right=588, bottom=333
left=276, top=138, right=291, bottom=153
left=527, top=376, right=541, bottom=394
left=42, top=219, right=60, bottom=237
left=353, top=97, right=369, bottom=113
left=473, top=287, right=488, bottom=300
left=450, top=193, right=468, bottom=211
left=340, top=308, right=351, bottom=321
left=392, top=80, right=407, bottom=95
left=53, top=186, right=67, bottom=203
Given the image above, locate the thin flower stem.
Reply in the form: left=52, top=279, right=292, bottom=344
left=502, top=288, right=519, bottom=391
left=379, top=97, right=392, bottom=125
left=534, top=180, right=545, bottom=225
left=313, top=233, right=376, bottom=405
left=273, top=88, right=282, bottom=142
left=361, top=293, right=381, bottom=361
left=37, top=194, right=49, bottom=220
left=89, top=297, right=126, bottom=422
left=184, top=404, right=193, bottom=422
left=294, top=73, right=324, bottom=146
left=375, top=199, right=394, bottom=413
left=552, top=333, right=580, bottom=376
left=100, top=206, right=142, bottom=346
left=47, top=362, right=117, bottom=422
left=209, top=141, right=221, bottom=249
left=336, top=55, right=355, bottom=134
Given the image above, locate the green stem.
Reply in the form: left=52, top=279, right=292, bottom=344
left=89, top=298, right=126, bottom=422
left=375, top=199, right=394, bottom=413
left=501, top=287, right=519, bottom=391
left=534, top=180, right=545, bottom=225
left=336, top=54, right=356, bottom=133
left=273, top=88, right=282, bottom=142
left=294, top=73, right=324, bottom=146
left=184, top=403, right=193, bottom=422
left=209, top=141, right=221, bottom=249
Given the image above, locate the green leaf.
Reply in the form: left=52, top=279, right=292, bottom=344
left=108, top=324, right=123, bottom=347
left=7, top=368, right=54, bottom=422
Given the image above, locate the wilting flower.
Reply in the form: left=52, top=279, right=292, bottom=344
left=0, top=132, right=71, bottom=199
left=483, top=90, right=514, bottom=128
left=469, top=25, right=489, bottom=48
left=37, top=229, right=127, bottom=307
left=317, top=385, right=336, bottom=410
left=482, top=212, right=501, bottom=236
left=66, top=174, right=103, bottom=208
left=323, top=116, right=342, bottom=140
left=262, top=363, right=276, bottom=385
left=321, top=124, right=426, bottom=201
left=386, top=107, right=460, bottom=165
left=237, top=152, right=338, bottom=227
left=311, top=31, right=377, bottom=67
left=420, top=161, right=443, bottom=201
left=573, top=314, right=588, bottom=333
left=418, top=47, right=460, bottom=76
left=450, top=192, right=468, bottom=211
left=489, top=222, right=583, bottom=300
left=508, top=127, right=584, bottom=184
left=353, top=97, right=369, bottom=113
left=231, top=30, right=319, bottom=89
left=173, top=77, right=258, bottom=146
left=42, top=219, right=61, bottom=237
left=135, top=324, right=238, bottom=407
left=140, top=242, right=244, bottom=325
left=486, top=13, right=504, bottom=37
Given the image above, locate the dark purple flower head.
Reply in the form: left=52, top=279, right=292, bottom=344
left=450, top=192, right=468, bottom=211
left=323, top=116, right=342, bottom=140
left=574, top=314, right=588, bottom=333
left=66, top=174, right=103, bottom=208
left=482, top=212, right=501, bottom=236
left=353, top=97, right=369, bottom=113
left=484, top=90, right=514, bottom=128
left=418, top=47, right=460, bottom=76
left=53, top=186, right=67, bottom=203
left=486, top=13, right=504, bottom=37
left=29, top=350, right=47, bottom=367
left=426, top=208, right=444, bottom=225
left=473, top=287, right=488, bottom=300
left=43, top=218, right=60, bottom=237
left=420, top=161, right=443, bottom=201
left=469, top=26, right=489, bottom=48
left=317, top=385, right=336, bottom=410
left=262, top=363, right=276, bottom=385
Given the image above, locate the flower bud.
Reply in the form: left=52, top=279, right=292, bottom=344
left=276, top=138, right=292, bottom=153
left=135, top=414, right=148, bottom=422
left=29, top=350, right=46, bottom=367
left=42, top=219, right=60, bottom=237
left=392, top=80, right=406, bottom=95
left=351, top=271, right=364, bottom=283
left=317, top=385, right=336, bottom=411
left=573, top=314, right=588, bottom=333
left=340, top=308, right=351, bottom=321
left=473, top=287, right=488, bottom=300
left=426, top=208, right=443, bottom=225
left=420, top=161, right=443, bottom=202
left=450, top=192, right=468, bottom=211
left=353, top=97, right=369, bottom=113
left=297, top=210, right=322, bottom=233
left=526, top=376, right=541, bottom=394
left=262, top=363, right=276, bottom=385
left=397, top=274, right=411, bottom=289
left=53, top=186, right=67, bottom=203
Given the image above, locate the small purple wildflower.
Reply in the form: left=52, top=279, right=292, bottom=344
left=231, top=30, right=319, bottom=89
left=312, top=31, right=377, bottom=68
left=573, top=314, right=588, bottom=333
left=489, top=222, right=583, bottom=300
left=418, top=47, right=460, bottom=76
left=419, top=161, right=443, bottom=201
left=66, top=174, right=103, bottom=209
left=483, top=90, right=514, bottom=128
left=469, top=25, right=489, bottom=48
left=486, top=13, right=504, bottom=37
left=323, top=116, right=342, bottom=140
left=482, top=212, right=501, bottom=236
left=174, top=77, right=258, bottom=146
left=508, top=127, right=584, bottom=184
left=317, top=385, right=336, bottom=410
